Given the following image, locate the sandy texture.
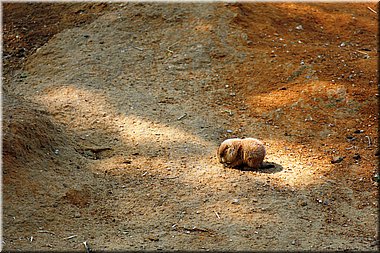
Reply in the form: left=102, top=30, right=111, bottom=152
left=2, top=2, right=378, bottom=251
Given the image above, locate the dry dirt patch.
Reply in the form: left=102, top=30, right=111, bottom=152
left=2, top=2, right=378, bottom=251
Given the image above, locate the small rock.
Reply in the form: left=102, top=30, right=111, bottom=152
left=298, top=200, right=308, bottom=207
left=340, top=42, right=346, bottom=47
left=370, top=240, right=379, bottom=247
left=74, top=212, right=81, bottom=218
left=226, top=129, right=233, bottom=133
left=20, top=72, right=28, bottom=78
left=146, top=235, right=159, bottom=241
left=373, top=173, right=380, bottom=182
left=231, top=199, right=240, bottom=205
left=331, top=156, right=344, bottom=164
left=354, top=129, right=364, bottom=134
left=295, top=25, right=303, bottom=30
left=353, top=153, right=361, bottom=160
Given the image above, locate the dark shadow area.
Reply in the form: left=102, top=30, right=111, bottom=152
left=227, top=161, right=283, bottom=174
left=2, top=2, right=378, bottom=251
left=257, top=161, right=283, bottom=174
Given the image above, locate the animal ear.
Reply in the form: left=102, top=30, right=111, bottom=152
left=218, top=143, right=227, bottom=156
left=237, top=143, right=243, bottom=155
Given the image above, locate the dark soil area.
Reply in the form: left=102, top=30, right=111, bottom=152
left=2, top=2, right=378, bottom=251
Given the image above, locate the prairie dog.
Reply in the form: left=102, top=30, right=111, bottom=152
left=218, top=138, right=266, bottom=169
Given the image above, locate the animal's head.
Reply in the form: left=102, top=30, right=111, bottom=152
left=218, top=139, right=241, bottom=164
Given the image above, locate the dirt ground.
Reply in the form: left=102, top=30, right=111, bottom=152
left=2, top=2, right=379, bottom=251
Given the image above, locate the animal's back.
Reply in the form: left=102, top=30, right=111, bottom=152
left=241, top=138, right=266, bottom=169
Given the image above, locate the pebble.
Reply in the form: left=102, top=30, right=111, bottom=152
left=146, top=235, right=159, bottom=241
left=295, top=25, right=303, bottom=30
left=232, top=199, right=240, bottom=205
left=373, top=173, right=379, bottom=182
left=74, top=212, right=81, bottom=218
left=298, top=199, right=308, bottom=206
left=331, top=156, right=344, bottom=164
left=353, top=153, right=361, bottom=160
left=226, top=129, right=233, bottom=133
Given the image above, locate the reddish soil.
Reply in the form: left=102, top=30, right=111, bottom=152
left=2, top=2, right=378, bottom=251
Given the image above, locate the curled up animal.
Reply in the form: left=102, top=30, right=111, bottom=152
left=217, top=138, right=266, bottom=169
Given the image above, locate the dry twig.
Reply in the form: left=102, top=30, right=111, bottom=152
left=167, top=41, right=180, bottom=54
left=177, top=113, right=187, bottom=121
left=64, top=235, right=77, bottom=240
left=365, top=136, right=372, bottom=147
left=83, top=241, right=91, bottom=253
left=214, top=211, right=220, bottom=219
left=83, top=147, right=112, bottom=153
left=367, top=6, right=377, bottom=14
left=37, top=230, right=55, bottom=235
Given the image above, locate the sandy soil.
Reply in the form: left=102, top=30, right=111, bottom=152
left=2, top=2, right=379, bottom=251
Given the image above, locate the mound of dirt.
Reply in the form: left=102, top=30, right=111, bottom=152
left=3, top=93, right=69, bottom=167
left=2, top=91, right=114, bottom=244
left=2, top=2, right=378, bottom=251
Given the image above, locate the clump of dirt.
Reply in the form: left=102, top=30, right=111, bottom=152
left=3, top=93, right=67, bottom=167
left=2, top=2, right=378, bottom=251
left=224, top=2, right=379, bottom=187
left=2, top=2, right=113, bottom=77
left=2, top=91, right=92, bottom=206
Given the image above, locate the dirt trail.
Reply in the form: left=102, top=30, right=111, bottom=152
left=2, top=2, right=378, bottom=251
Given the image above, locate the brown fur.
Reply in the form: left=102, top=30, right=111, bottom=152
left=218, top=138, right=266, bottom=169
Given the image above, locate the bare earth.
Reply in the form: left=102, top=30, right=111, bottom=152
left=2, top=2, right=379, bottom=251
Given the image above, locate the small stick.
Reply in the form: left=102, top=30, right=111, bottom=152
left=177, top=113, right=187, bottom=121
left=83, top=241, right=91, bottom=253
left=167, top=41, right=180, bottom=54
left=190, top=226, right=209, bottom=232
left=83, top=147, right=112, bottom=153
left=214, top=211, right=220, bottom=219
left=356, top=50, right=369, bottom=55
left=132, top=46, right=144, bottom=51
left=365, top=136, right=372, bottom=147
left=37, top=230, right=55, bottom=235
left=165, top=176, right=180, bottom=179
left=64, top=235, right=77, bottom=240
left=142, top=171, right=148, bottom=176
left=367, top=6, right=377, bottom=14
